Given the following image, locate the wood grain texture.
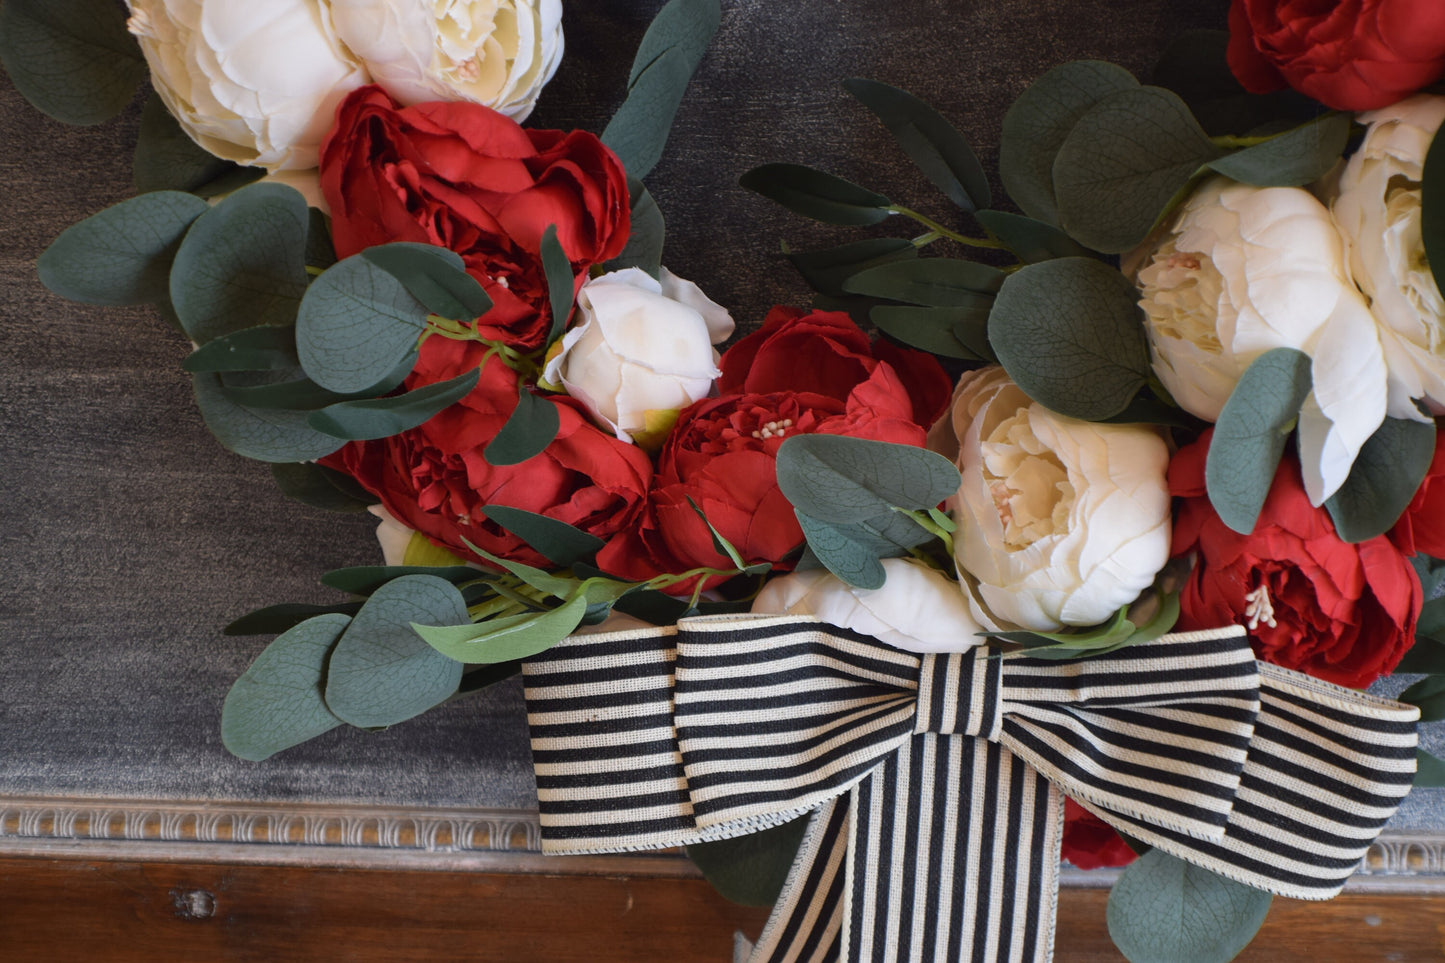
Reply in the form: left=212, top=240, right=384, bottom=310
left=1, top=857, right=1442, bottom=962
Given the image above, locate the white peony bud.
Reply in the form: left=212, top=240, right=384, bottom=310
left=125, top=0, right=370, bottom=171
left=935, top=367, right=1171, bottom=633
left=751, top=558, right=985, bottom=653
left=329, top=0, right=564, bottom=121
left=1136, top=178, right=1389, bottom=504
left=543, top=268, right=734, bottom=448
left=1332, top=94, right=1445, bottom=417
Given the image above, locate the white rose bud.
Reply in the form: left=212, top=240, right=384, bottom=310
left=543, top=268, right=734, bottom=448
left=125, top=0, right=370, bottom=171
left=752, top=558, right=985, bottom=654
left=330, top=0, right=563, bottom=121
left=1333, top=94, right=1445, bottom=416
left=936, top=367, right=1171, bottom=633
left=1136, top=178, right=1389, bottom=504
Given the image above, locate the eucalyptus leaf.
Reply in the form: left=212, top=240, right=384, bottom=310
left=999, top=60, right=1140, bottom=225
left=1205, top=348, right=1313, bottom=534
left=133, top=92, right=239, bottom=194
left=785, top=238, right=918, bottom=297
left=270, top=462, right=376, bottom=514
left=605, top=179, right=665, bottom=278
left=307, top=367, right=480, bottom=441
left=296, top=254, right=429, bottom=393
left=795, top=511, right=886, bottom=590
left=483, top=505, right=605, bottom=568
left=484, top=387, right=560, bottom=465
left=0, top=0, right=146, bottom=126
left=871, top=305, right=989, bottom=361
left=37, top=191, right=208, bottom=305
left=192, top=372, right=346, bottom=464
left=1395, top=637, right=1445, bottom=675
left=413, top=589, right=590, bottom=663
left=973, top=209, right=1094, bottom=263
left=612, top=588, right=696, bottom=625
left=683, top=495, right=749, bottom=571
left=1325, top=416, right=1436, bottom=543
left=1422, top=124, right=1445, bottom=301
left=988, top=257, right=1151, bottom=420
left=686, top=814, right=809, bottom=907
left=320, top=566, right=482, bottom=597
left=842, top=258, right=1002, bottom=307
left=1401, top=675, right=1445, bottom=723
left=842, top=77, right=990, bottom=211
left=541, top=225, right=574, bottom=347
left=324, top=575, right=468, bottom=728
left=221, top=614, right=350, bottom=761
left=455, top=660, right=524, bottom=696
left=740, top=163, right=892, bottom=226
left=1152, top=28, right=1317, bottom=136
left=1106, top=849, right=1272, bottom=963
left=1205, top=113, right=1351, bottom=187
left=170, top=182, right=311, bottom=343
left=306, top=208, right=337, bottom=270
left=181, top=325, right=298, bottom=373
left=775, top=434, right=961, bottom=525
left=361, top=242, right=492, bottom=321
left=224, top=601, right=365, bottom=637
left=221, top=351, right=417, bottom=411
left=1053, top=85, right=1219, bottom=253
left=1416, top=750, right=1445, bottom=789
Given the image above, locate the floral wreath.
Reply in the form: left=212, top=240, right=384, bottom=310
left=6, top=0, right=1445, bottom=960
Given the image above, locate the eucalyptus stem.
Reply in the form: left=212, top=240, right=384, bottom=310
left=890, top=205, right=1004, bottom=250
left=896, top=507, right=955, bottom=559
left=912, top=230, right=943, bottom=248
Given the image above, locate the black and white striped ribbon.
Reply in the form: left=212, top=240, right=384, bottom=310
left=523, top=614, right=1418, bottom=962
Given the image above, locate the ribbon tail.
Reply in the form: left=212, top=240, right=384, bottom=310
left=844, top=734, right=1064, bottom=963
left=746, top=798, right=848, bottom=963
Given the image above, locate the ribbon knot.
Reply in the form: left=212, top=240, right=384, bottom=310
left=914, top=650, right=1001, bottom=739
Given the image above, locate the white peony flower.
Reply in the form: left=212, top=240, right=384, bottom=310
left=125, top=0, right=370, bottom=171
left=933, top=367, right=1171, bottom=633
left=1136, top=178, right=1389, bottom=504
left=1332, top=94, right=1445, bottom=416
left=543, top=268, right=734, bottom=448
left=751, top=558, right=985, bottom=653
left=330, top=0, right=563, bottom=121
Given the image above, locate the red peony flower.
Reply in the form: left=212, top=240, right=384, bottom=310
left=319, top=85, right=630, bottom=351
left=1061, top=798, right=1136, bottom=871
left=1170, top=431, right=1422, bottom=688
left=1227, top=0, right=1445, bottom=111
left=718, top=307, right=952, bottom=430
left=1389, top=425, right=1445, bottom=558
left=595, top=365, right=927, bottom=585
left=322, top=355, right=652, bottom=569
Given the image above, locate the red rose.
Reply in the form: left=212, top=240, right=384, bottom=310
left=1389, top=424, right=1445, bottom=558
left=319, top=85, right=630, bottom=350
left=1061, top=799, right=1136, bottom=871
left=596, top=365, right=927, bottom=585
left=718, top=307, right=952, bottom=429
left=1227, top=0, right=1445, bottom=110
left=1170, top=431, right=1422, bottom=688
left=323, top=355, right=652, bottom=569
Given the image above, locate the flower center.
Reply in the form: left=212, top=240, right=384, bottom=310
left=1243, top=582, right=1277, bottom=631
left=751, top=417, right=794, bottom=440
left=980, top=409, right=1074, bottom=550
left=1137, top=236, right=1226, bottom=354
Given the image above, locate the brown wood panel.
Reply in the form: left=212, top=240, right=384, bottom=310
left=1, top=856, right=1443, bottom=961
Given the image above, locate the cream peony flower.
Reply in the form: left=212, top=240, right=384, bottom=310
left=1136, top=178, right=1389, bottom=504
left=330, top=0, right=563, bottom=120
left=932, top=367, right=1171, bottom=633
left=125, top=0, right=370, bottom=171
left=543, top=268, right=734, bottom=448
left=1332, top=94, right=1445, bottom=416
left=751, top=558, right=985, bottom=653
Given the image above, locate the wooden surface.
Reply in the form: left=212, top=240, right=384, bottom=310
left=1, top=857, right=1442, bottom=961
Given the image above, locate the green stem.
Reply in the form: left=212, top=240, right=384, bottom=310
left=911, top=230, right=943, bottom=248
left=895, top=507, right=955, bottom=559
left=890, top=206, right=1004, bottom=250
left=1209, top=133, right=1274, bottom=149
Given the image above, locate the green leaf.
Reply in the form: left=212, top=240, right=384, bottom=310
left=973, top=209, right=1094, bottom=263
left=221, top=614, right=350, bottom=761
left=1416, top=750, right=1445, bottom=788
left=324, top=575, right=468, bottom=728
left=776, top=435, right=961, bottom=526
left=740, top=163, right=892, bottom=226
left=37, top=191, right=208, bottom=305
left=484, top=387, right=560, bottom=466
left=306, top=208, right=337, bottom=270
left=1106, top=849, right=1272, bottom=963
left=360, top=242, right=492, bottom=321
left=540, top=225, right=574, bottom=347
left=270, top=462, right=376, bottom=514
left=192, top=372, right=346, bottom=464
left=413, top=588, right=590, bottom=664
left=1151, top=28, right=1317, bottom=137
left=601, top=0, right=720, bottom=179
left=0, top=0, right=145, bottom=125
left=223, top=601, right=365, bottom=637
left=999, top=60, right=1140, bottom=225
left=1325, top=416, right=1436, bottom=543
left=784, top=238, right=918, bottom=297
left=307, top=367, right=479, bottom=441
left=842, top=258, right=1002, bottom=307
left=1401, top=675, right=1445, bottom=723
left=871, top=305, right=989, bottom=361
left=1396, top=636, right=1445, bottom=674
left=687, top=814, right=809, bottom=906
left=605, top=180, right=666, bottom=278
left=795, top=511, right=886, bottom=590
left=1423, top=123, right=1445, bottom=287
left=181, top=325, right=298, bottom=373
left=133, top=92, right=252, bottom=195
left=684, top=496, right=749, bottom=571
left=987, top=605, right=1138, bottom=660
left=1052, top=85, right=1219, bottom=253
left=170, top=182, right=311, bottom=343
left=988, top=257, right=1151, bottom=420
left=296, top=254, right=429, bottom=393
left=221, top=351, right=416, bottom=411
left=482, top=505, right=606, bottom=568
left=1205, top=114, right=1351, bottom=187
left=455, top=661, right=524, bottom=696
left=462, top=540, right=580, bottom=600
left=842, top=78, right=990, bottom=212
left=1205, top=348, right=1313, bottom=534
left=320, top=566, right=481, bottom=597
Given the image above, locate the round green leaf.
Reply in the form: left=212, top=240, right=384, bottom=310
left=296, top=254, right=430, bottom=393
left=740, top=163, right=893, bottom=226
left=361, top=242, right=492, bottom=322
left=192, top=372, right=346, bottom=464
left=270, top=462, right=376, bottom=514
left=181, top=325, right=298, bottom=373
left=605, top=179, right=666, bottom=278
left=307, top=367, right=480, bottom=441
left=0, top=0, right=145, bottom=125
left=1205, top=113, right=1351, bottom=188
left=775, top=435, right=962, bottom=525
left=1422, top=123, right=1445, bottom=291
left=221, top=614, right=350, bottom=762
left=1324, top=415, right=1436, bottom=543
left=133, top=92, right=243, bottom=195
left=988, top=257, right=1151, bottom=420
left=686, top=815, right=809, bottom=907
left=1106, top=849, right=1272, bottom=963
left=842, top=258, right=1002, bottom=307
left=484, top=388, right=561, bottom=466
left=796, top=511, right=886, bottom=591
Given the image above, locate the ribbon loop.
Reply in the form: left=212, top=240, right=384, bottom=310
left=914, top=650, right=1002, bottom=739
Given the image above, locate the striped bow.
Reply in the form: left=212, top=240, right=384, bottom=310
left=523, top=614, right=1419, bottom=962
